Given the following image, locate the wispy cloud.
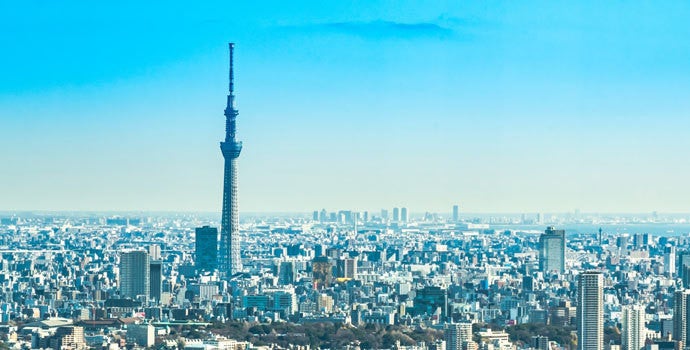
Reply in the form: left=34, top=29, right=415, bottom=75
left=284, top=20, right=455, bottom=40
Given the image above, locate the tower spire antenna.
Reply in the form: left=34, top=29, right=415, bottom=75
left=228, top=42, right=235, bottom=94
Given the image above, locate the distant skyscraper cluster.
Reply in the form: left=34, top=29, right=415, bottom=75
left=310, top=204, right=466, bottom=225
left=312, top=207, right=417, bottom=224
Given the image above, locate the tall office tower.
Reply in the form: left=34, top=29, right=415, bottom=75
left=633, top=233, right=645, bottom=249
left=539, top=226, right=566, bottom=274
left=401, top=207, right=408, bottom=223
left=218, top=43, right=243, bottom=278
left=336, top=258, right=357, bottom=279
left=148, top=244, right=161, bottom=260
left=622, top=305, right=646, bottom=350
left=446, top=322, right=473, bottom=350
left=195, top=226, right=218, bottom=272
left=577, top=271, right=604, bottom=350
left=452, top=205, right=459, bottom=222
left=665, top=245, right=676, bottom=276
left=381, top=209, right=389, bottom=220
left=679, top=252, right=690, bottom=287
left=643, top=233, right=653, bottom=247
left=120, top=250, right=150, bottom=300
left=673, top=290, right=690, bottom=345
left=149, top=260, right=162, bottom=303
left=279, top=261, right=297, bottom=285
left=393, top=207, right=400, bottom=222
left=618, top=235, right=630, bottom=252
left=312, top=211, right=319, bottom=221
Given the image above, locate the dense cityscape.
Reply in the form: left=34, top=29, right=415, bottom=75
left=3, top=5, right=690, bottom=349
left=1, top=210, right=690, bottom=350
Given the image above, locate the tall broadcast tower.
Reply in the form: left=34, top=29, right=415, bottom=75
left=219, top=43, right=243, bottom=277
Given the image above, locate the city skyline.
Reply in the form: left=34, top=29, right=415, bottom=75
left=3, top=1, right=690, bottom=213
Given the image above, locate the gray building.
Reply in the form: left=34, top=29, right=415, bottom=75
left=120, top=250, right=150, bottom=300
left=539, top=226, right=566, bottom=274
left=446, top=322, right=473, bottom=350
left=149, top=260, right=162, bottom=303
left=577, top=271, right=603, bottom=350
left=673, top=289, right=690, bottom=345
left=622, top=305, right=646, bottom=350
left=127, top=324, right=155, bottom=347
left=195, top=225, right=218, bottom=272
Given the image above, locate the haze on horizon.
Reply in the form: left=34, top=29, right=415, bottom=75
left=2, top=1, right=690, bottom=214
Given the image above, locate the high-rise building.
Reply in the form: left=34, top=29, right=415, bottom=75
left=401, top=207, right=408, bottom=223
left=381, top=209, right=389, bottom=220
left=279, top=261, right=297, bottom=285
left=665, top=245, right=676, bottom=276
left=120, top=250, right=150, bottom=300
left=678, top=252, right=690, bottom=287
left=149, top=260, right=162, bottom=303
left=218, top=43, right=243, bottom=278
left=452, top=205, right=459, bottom=222
left=673, top=290, right=690, bottom=345
left=148, top=244, right=161, bottom=260
left=598, top=228, right=603, bottom=245
left=393, top=208, right=400, bottom=222
left=195, top=226, right=218, bottom=272
left=577, top=271, right=604, bottom=350
left=539, top=226, right=566, bottom=274
left=622, top=305, right=646, bottom=350
left=312, top=257, right=332, bottom=289
left=446, top=322, right=473, bottom=350
left=336, top=258, right=357, bottom=279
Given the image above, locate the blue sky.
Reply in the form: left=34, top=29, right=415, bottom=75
left=2, top=1, right=690, bottom=213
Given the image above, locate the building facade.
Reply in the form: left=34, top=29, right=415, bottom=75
left=577, top=271, right=604, bottom=350
left=195, top=225, right=218, bottom=272
left=622, top=305, right=646, bottom=350
left=673, top=289, right=690, bottom=346
left=120, top=250, right=150, bottom=300
left=540, top=226, right=566, bottom=274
